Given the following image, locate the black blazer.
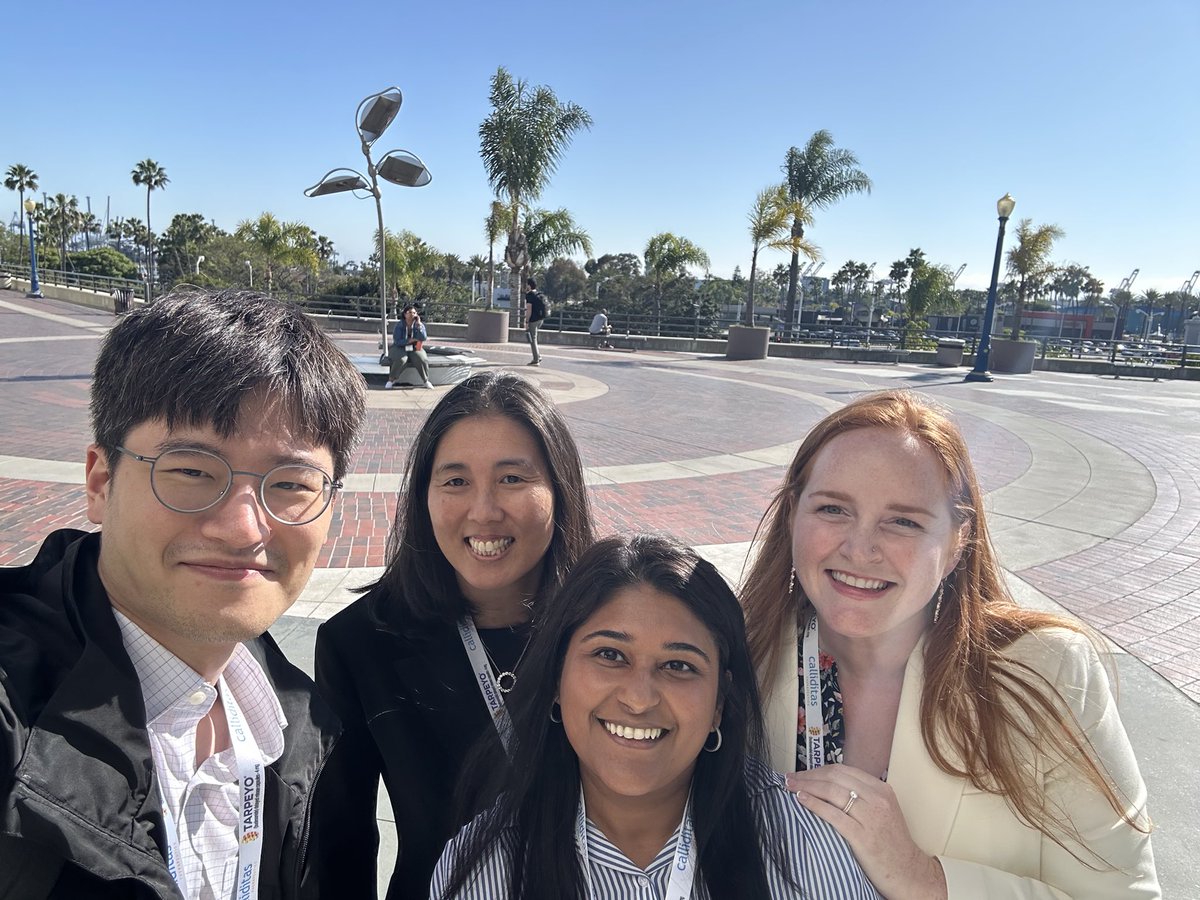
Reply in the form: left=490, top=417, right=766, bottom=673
left=0, top=530, right=344, bottom=899
left=314, top=592, right=508, bottom=900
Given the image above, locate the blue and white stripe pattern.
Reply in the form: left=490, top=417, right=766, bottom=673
left=430, top=758, right=880, bottom=899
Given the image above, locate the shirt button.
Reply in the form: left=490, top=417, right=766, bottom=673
left=637, top=875, right=651, bottom=889
left=188, top=689, right=207, bottom=705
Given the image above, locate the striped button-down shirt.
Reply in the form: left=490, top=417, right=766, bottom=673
left=430, top=758, right=880, bottom=899
left=114, top=611, right=286, bottom=900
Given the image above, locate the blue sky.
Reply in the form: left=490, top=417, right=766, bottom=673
left=7, top=0, right=1197, bottom=293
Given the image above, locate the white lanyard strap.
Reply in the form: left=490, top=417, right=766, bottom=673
left=158, top=677, right=267, bottom=900
left=801, top=614, right=826, bottom=770
left=575, top=787, right=697, bottom=899
left=457, top=617, right=512, bottom=752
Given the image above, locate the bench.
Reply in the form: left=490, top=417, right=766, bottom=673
left=593, top=333, right=646, bottom=352
left=349, top=347, right=485, bottom=386
left=1110, top=363, right=1171, bottom=382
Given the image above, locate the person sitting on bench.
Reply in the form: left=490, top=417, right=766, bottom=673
left=589, top=309, right=613, bottom=348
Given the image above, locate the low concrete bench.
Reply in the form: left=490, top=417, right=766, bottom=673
left=592, top=333, right=646, bottom=352
left=349, top=346, right=486, bottom=386
left=1110, top=363, right=1171, bottom=382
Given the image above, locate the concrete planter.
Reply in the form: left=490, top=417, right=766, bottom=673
left=466, top=309, right=510, bottom=343
left=989, top=338, right=1037, bottom=374
left=725, top=324, right=770, bottom=361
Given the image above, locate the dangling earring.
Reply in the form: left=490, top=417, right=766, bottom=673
left=932, top=580, right=945, bottom=624
left=788, top=568, right=796, bottom=597
left=703, top=726, right=723, bottom=753
left=549, top=702, right=562, bottom=724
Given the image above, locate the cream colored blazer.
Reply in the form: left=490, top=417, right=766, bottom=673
left=763, top=625, right=1159, bottom=899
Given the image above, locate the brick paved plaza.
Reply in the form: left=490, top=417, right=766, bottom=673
left=2, top=291, right=1198, bottom=895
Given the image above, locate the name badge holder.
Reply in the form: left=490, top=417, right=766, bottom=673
left=458, top=617, right=512, bottom=752
left=158, top=677, right=266, bottom=900
left=800, top=613, right=826, bottom=770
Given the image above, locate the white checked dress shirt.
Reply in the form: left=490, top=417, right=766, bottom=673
left=431, top=758, right=881, bottom=899
left=114, top=611, right=286, bottom=900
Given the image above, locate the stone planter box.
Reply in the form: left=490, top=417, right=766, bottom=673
left=989, top=338, right=1037, bottom=374
left=466, top=308, right=510, bottom=343
left=725, top=324, right=770, bottom=361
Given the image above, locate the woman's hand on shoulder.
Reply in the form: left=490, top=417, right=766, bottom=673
left=788, top=764, right=947, bottom=900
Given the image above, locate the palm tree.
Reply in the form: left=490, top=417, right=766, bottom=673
left=375, top=229, right=439, bottom=303
left=4, top=164, right=38, bottom=259
left=744, top=185, right=817, bottom=326
left=131, top=159, right=169, bottom=283
left=1005, top=219, right=1065, bottom=338
left=478, top=66, right=592, bottom=308
left=79, top=212, right=101, bottom=251
left=483, top=200, right=511, bottom=308
left=234, top=213, right=317, bottom=292
left=781, top=131, right=872, bottom=326
left=524, top=208, right=593, bottom=270
left=644, top=233, right=710, bottom=332
left=45, top=194, right=81, bottom=269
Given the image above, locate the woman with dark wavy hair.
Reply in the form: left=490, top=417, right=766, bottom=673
left=315, top=372, right=595, bottom=899
left=432, top=535, right=879, bottom=899
left=741, top=389, right=1157, bottom=898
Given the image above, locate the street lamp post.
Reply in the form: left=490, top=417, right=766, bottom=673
left=965, top=193, right=1016, bottom=383
left=305, top=87, right=431, bottom=357
left=23, top=200, right=42, bottom=299
left=245, top=260, right=253, bottom=288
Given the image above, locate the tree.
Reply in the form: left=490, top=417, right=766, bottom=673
left=542, top=258, right=588, bottom=305
left=69, top=246, right=139, bottom=280
left=157, top=213, right=219, bottom=285
left=78, top=212, right=101, bottom=251
left=644, top=233, right=710, bottom=331
left=1005, top=219, right=1065, bottom=338
left=478, top=66, right=592, bottom=308
left=235, top=213, right=317, bottom=292
left=45, top=194, right=81, bottom=271
left=4, top=164, right=38, bottom=258
left=483, top=200, right=511, bottom=308
left=781, top=131, right=872, bottom=326
left=524, top=208, right=593, bottom=269
left=586, top=253, right=641, bottom=278
left=131, top=159, right=169, bottom=283
left=744, top=184, right=818, bottom=326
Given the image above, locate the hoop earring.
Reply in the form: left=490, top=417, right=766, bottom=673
left=932, top=581, right=945, bottom=624
left=703, top=726, right=723, bottom=753
left=549, top=702, right=562, bottom=724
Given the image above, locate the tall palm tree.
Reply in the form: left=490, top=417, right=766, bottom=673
left=1005, top=219, right=1065, bottom=338
left=781, top=131, right=872, bottom=326
left=744, top=184, right=817, bottom=326
left=524, top=208, right=593, bottom=270
left=644, top=233, right=710, bottom=331
left=478, top=66, right=592, bottom=310
left=45, top=194, right=81, bottom=269
left=4, top=163, right=38, bottom=259
left=234, top=213, right=317, bottom=292
left=483, top=199, right=511, bottom=308
left=131, top=159, right=169, bottom=283
left=79, top=212, right=101, bottom=251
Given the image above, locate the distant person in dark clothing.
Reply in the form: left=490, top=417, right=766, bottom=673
left=524, top=278, right=547, bottom=366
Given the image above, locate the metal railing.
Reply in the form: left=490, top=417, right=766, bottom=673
left=0, top=262, right=144, bottom=296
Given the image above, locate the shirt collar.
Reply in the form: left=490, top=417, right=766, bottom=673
left=112, top=609, right=288, bottom=763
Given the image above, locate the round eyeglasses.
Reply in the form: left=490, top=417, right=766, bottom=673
left=115, top=446, right=342, bottom=526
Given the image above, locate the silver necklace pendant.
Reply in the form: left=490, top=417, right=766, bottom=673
left=496, top=671, right=518, bottom=693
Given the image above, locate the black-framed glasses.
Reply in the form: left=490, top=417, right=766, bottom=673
left=115, top=446, right=342, bottom=526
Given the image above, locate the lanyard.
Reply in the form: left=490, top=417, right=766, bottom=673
left=159, top=676, right=267, bottom=900
left=575, top=786, right=697, bottom=900
left=800, top=614, right=826, bottom=770
left=457, top=617, right=512, bottom=752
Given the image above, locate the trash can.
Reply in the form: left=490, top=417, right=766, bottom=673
left=936, top=338, right=966, bottom=367
left=113, top=288, right=132, bottom=314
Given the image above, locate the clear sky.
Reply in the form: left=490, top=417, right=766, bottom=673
left=7, top=0, right=1197, bottom=294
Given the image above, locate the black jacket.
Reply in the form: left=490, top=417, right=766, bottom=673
left=314, top=592, right=511, bottom=900
left=0, top=530, right=344, bottom=899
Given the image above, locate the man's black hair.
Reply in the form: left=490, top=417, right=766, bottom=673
left=90, top=287, right=366, bottom=479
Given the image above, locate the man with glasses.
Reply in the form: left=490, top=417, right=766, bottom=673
left=0, top=288, right=365, bottom=898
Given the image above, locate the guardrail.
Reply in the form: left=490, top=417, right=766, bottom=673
left=0, top=263, right=145, bottom=297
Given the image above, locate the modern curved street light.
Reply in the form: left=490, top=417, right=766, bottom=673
left=304, top=87, right=431, bottom=355
left=23, top=199, right=42, bottom=299
left=964, top=193, right=1016, bottom=383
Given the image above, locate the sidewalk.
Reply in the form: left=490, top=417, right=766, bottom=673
left=1, top=290, right=1196, bottom=897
